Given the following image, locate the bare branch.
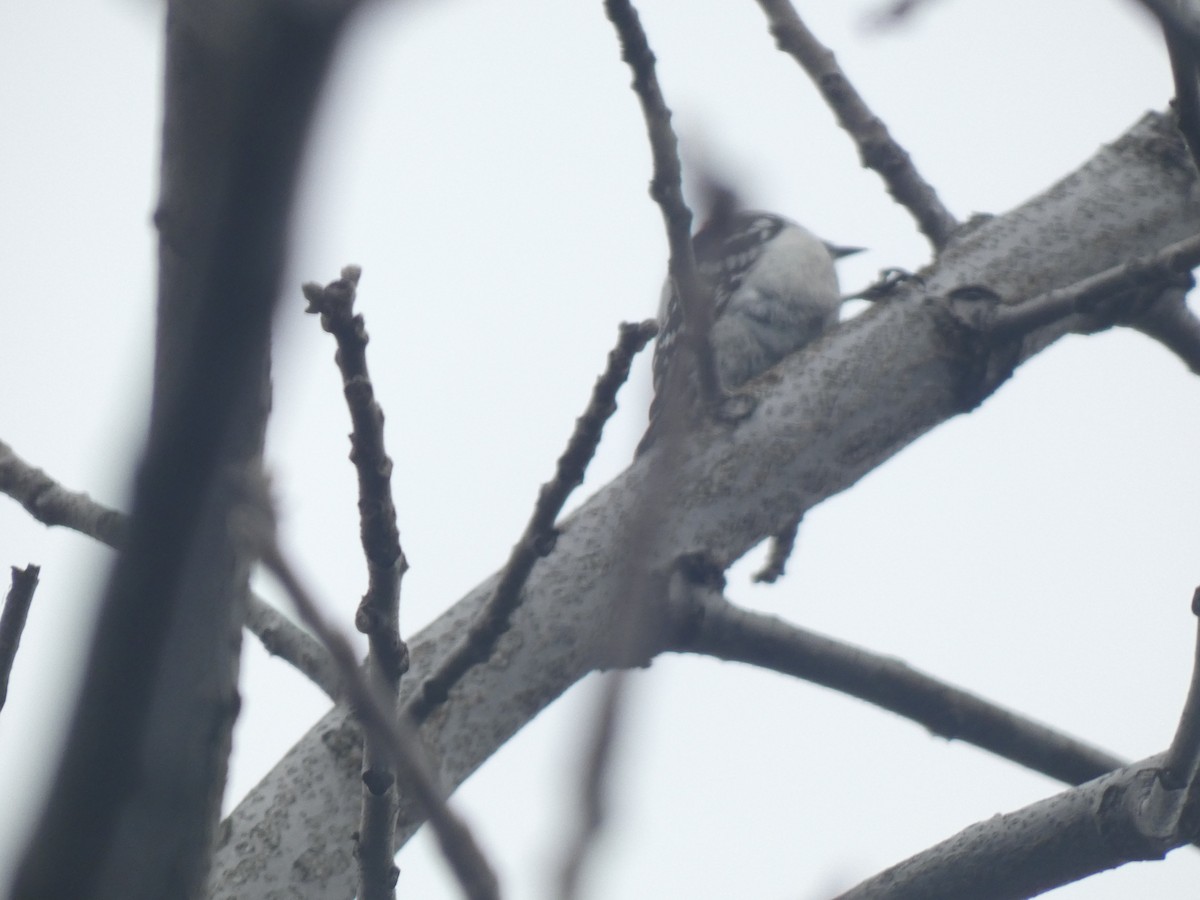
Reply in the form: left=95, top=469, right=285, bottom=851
left=836, top=755, right=1187, bottom=899
left=863, top=0, right=948, bottom=28
left=0, top=438, right=342, bottom=698
left=604, top=0, right=722, bottom=408
left=1140, top=0, right=1200, bottom=52
left=987, top=231, right=1200, bottom=342
left=409, top=320, right=655, bottom=724
left=754, top=0, right=958, bottom=250
left=678, top=591, right=1124, bottom=785
left=1132, top=284, right=1200, bottom=374
left=548, top=316, right=675, bottom=899
left=0, top=564, right=39, bottom=713
left=257, top=534, right=499, bottom=900
left=11, top=0, right=352, bottom=890
left=557, top=671, right=628, bottom=900
left=1166, top=24, right=1200, bottom=173
left=244, top=592, right=342, bottom=700
left=584, top=34, right=745, bottom=864
left=302, top=266, right=409, bottom=684
left=304, top=265, right=408, bottom=899
left=0, top=439, right=125, bottom=546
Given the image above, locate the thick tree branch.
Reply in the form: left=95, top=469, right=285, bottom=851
left=13, top=3, right=352, bottom=895
left=244, top=593, right=342, bottom=699
left=209, top=113, right=1200, bottom=900
left=831, top=588, right=1200, bottom=899
left=754, top=0, right=958, bottom=250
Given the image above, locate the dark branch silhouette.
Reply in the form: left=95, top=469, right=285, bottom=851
left=0, top=565, right=39, bottom=714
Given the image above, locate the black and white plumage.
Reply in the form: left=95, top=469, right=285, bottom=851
left=638, top=210, right=853, bottom=455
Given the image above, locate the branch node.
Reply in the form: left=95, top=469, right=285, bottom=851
left=362, top=768, right=395, bottom=796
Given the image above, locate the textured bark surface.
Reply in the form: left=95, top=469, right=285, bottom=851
left=209, top=112, right=1200, bottom=900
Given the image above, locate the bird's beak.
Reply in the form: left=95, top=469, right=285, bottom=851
left=824, top=242, right=866, bottom=260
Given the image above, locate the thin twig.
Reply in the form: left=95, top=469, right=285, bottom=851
left=862, top=0, right=948, bottom=29
left=1163, top=587, right=1200, bottom=789
left=545, top=6, right=712, bottom=851
left=409, top=319, right=658, bottom=724
left=988, top=231, right=1200, bottom=342
left=245, top=592, right=342, bottom=700
left=257, top=537, right=499, bottom=900
left=547, top=328, right=685, bottom=898
left=210, top=110, right=1200, bottom=898
left=0, top=439, right=340, bottom=698
left=604, top=0, right=722, bottom=408
left=754, top=0, right=958, bottom=250
left=556, top=671, right=627, bottom=900
left=304, top=265, right=408, bottom=899
left=679, top=591, right=1124, bottom=785
left=303, top=266, right=409, bottom=679
left=0, top=565, right=39, bottom=713
left=1165, top=23, right=1200, bottom=173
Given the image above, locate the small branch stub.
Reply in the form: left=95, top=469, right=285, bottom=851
left=0, top=565, right=40, bottom=713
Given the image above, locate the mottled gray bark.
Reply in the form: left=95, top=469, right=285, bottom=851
left=208, top=113, right=1200, bottom=900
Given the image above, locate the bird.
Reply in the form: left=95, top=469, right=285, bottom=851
left=637, top=209, right=859, bottom=456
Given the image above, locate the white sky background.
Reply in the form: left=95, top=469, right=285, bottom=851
left=2, top=0, right=1199, bottom=898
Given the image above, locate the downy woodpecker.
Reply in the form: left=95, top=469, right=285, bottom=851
left=638, top=210, right=858, bottom=455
